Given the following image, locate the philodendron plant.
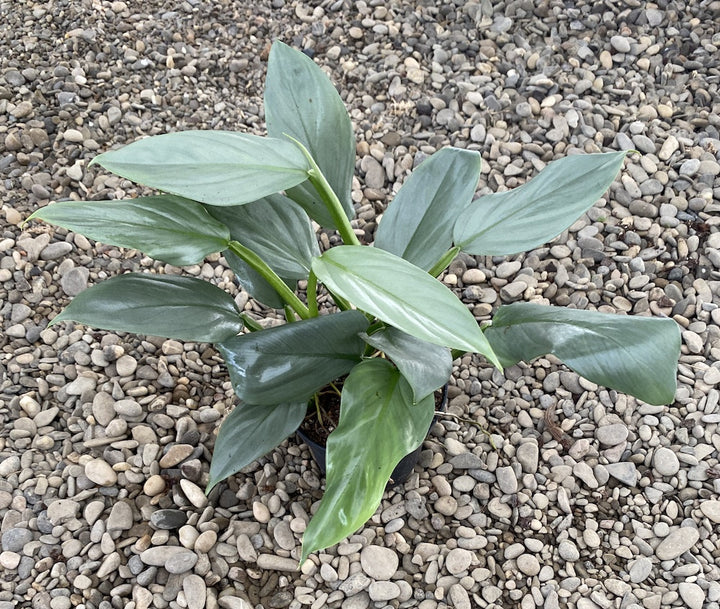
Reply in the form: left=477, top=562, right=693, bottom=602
left=29, top=41, right=681, bottom=562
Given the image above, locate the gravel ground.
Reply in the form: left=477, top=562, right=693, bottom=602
left=2, top=0, right=720, bottom=608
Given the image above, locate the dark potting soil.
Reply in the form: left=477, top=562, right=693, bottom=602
left=299, top=383, right=446, bottom=448
left=300, top=387, right=341, bottom=446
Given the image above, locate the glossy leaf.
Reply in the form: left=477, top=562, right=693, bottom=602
left=91, top=131, right=311, bottom=206
left=312, top=246, right=500, bottom=367
left=265, top=41, right=355, bottom=228
left=29, top=195, right=230, bottom=266
left=217, top=311, right=368, bottom=405
left=206, top=193, right=319, bottom=279
left=51, top=273, right=242, bottom=342
left=301, top=359, right=434, bottom=561
left=484, top=302, right=680, bottom=405
left=454, top=151, right=628, bottom=256
left=207, top=401, right=306, bottom=491
left=375, top=148, right=481, bottom=270
left=362, top=327, right=452, bottom=403
left=224, top=249, right=286, bottom=309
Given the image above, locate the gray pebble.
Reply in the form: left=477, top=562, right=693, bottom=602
left=360, top=545, right=398, bottom=580
left=496, top=466, right=518, bottom=494
left=338, top=573, right=372, bottom=595
left=183, top=574, right=207, bottom=609
left=645, top=8, right=663, bottom=25
left=236, top=534, right=257, bottom=562
left=363, top=157, right=385, bottom=189
left=159, top=444, right=195, bottom=468
left=610, top=35, right=631, bottom=53
left=0, top=456, right=20, bottom=476
left=445, top=548, right=473, bottom=574
left=320, top=563, right=338, bottom=583
left=558, top=540, right=580, bottom=562
left=449, top=453, right=485, bottom=469
left=632, top=134, right=656, bottom=154
left=1, top=528, right=32, bottom=552
left=60, top=267, right=89, bottom=296
left=680, top=158, right=701, bottom=176
left=653, top=447, right=680, bottom=476
left=517, top=554, right=540, bottom=576
left=596, top=423, right=628, bottom=446
left=47, top=499, right=80, bottom=524
left=628, top=556, right=652, bottom=583
left=150, top=509, right=188, bottom=530
left=115, top=354, right=137, bottom=376
left=573, top=462, right=599, bottom=489
left=679, top=582, right=706, bottom=609
left=495, top=260, right=521, bottom=279
left=435, top=495, right=458, bottom=516
left=516, top=442, right=539, bottom=473
left=272, top=520, right=295, bottom=551
left=40, top=241, right=73, bottom=260
left=255, top=554, right=298, bottom=572
left=180, top=479, right=208, bottom=509
left=604, top=462, right=637, bottom=486
left=699, top=500, right=720, bottom=523
left=165, top=549, right=199, bottom=574
left=85, top=458, right=117, bottom=486
left=368, top=581, right=400, bottom=602
left=655, top=527, right=700, bottom=560
left=448, top=584, right=471, bottom=609
left=107, top=501, right=133, bottom=532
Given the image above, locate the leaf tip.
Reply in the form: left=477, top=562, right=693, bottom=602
left=300, top=546, right=313, bottom=565
left=205, top=479, right=218, bottom=495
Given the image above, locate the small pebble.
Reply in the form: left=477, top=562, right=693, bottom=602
left=360, top=545, right=398, bottom=580
left=655, top=527, right=700, bottom=560
left=85, top=459, right=117, bottom=486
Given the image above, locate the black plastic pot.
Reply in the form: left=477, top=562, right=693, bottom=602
left=297, top=384, right=449, bottom=487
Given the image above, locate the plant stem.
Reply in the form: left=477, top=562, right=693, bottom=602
left=228, top=240, right=311, bottom=320
left=240, top=313, right=264, bottom=332
left=284, top=306, right=298, bottom=323
left=307, top=271, right=319, bottom=317
left=314, top=394, right=324, bottom=428
left=365, top=320, right=385, bottom=335
left=329, top=290, right=351, bottom=311
left=285, top=135, right=360, bottom=246
left=428, top=246, right=460, bottom=277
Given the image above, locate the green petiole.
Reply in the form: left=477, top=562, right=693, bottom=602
left=284, top=134, right=360, bottom=247
left=428, top=246, right=461, bottom=278
left=307, top=271, right=319, bottom=317
left=227, top=240, right=311, bottom=320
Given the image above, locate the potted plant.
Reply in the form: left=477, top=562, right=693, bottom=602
left=28, top=41, right=681, bottom=562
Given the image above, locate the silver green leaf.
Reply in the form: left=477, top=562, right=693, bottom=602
left=374, top=148, right=481, bottom=270
left=207, top=401, right=306, bottom=492
left=206, top=193, right=319, bottom=279
left=301, top=359, right=435, bottom=561
left=312, top=246, right=500, bottom=367
left=362, top=327, right=452, bottom=403
left=92, top=131, right=310, bottom=206
left=265, top=41, right=355, bottom=227
left=29, top=195, right=230, bottom=266
left=51, top=273, right=243, bottom=343
left=485, top=302, right=680, bottom=405
left=217, top=310, right=368, bottom=405
left=454, top=151, right=628, bottom=256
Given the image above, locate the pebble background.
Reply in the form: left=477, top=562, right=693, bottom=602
left=1, top=0, right=720, bottom=608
